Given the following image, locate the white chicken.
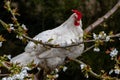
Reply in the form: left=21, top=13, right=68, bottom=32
left=11, top=10, right=84, bottom=71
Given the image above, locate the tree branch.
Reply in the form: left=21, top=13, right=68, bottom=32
left=22, top=33, right=120, bottom=48
left=0, top=74, right=9, bottom=77
left=70, top=58, right=120, bottom=80
left=84, top=0, right=120, bottom=33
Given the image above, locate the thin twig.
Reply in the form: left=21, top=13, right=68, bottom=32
left=0, top=74, right=9, bottom=77
left=70, top=58, right=101, bottom=79
left=70, top=58, right=120, bottom=80
left=84, top=0, right=120, bottom=33
left=37, top=44, right=95, bottom=59
left=82, top=45, right=95, bottom=54
left=1, top=62, right=10, bottom=70
left=110, top=33, right=120, bottom=38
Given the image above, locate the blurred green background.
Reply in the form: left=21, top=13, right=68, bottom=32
left=0, top=0, right=120, bottom=80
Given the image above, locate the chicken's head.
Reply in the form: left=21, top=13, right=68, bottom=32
left=72, top=9, right=82, bottom=26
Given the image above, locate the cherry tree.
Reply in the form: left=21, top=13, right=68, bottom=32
left=0, top=0, right=120, bottom=80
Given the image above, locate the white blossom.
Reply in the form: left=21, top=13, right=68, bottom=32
left=6, top=77, right=13, bottom=80
left=20, top=70, right=28, bottom=76
left=80, top=63, right=86, bottom=70
left=2, top=78, right=7, bottom=80
left=105, top=36, right=110, bottom=42
left=2, top=77, right=12, bottom=80
left=114, top=69, right=120, bottom=74
left=63, top=66, right=68, bottom=72
left=12, top=71, right=27, bottom=79
left=13, top=74, right=23, bottom=80
left=19, top=73, right=26, bottom=79
left=2, top=67, right=31, bottom=80
left=110, top=48, right=118, bottom=57
left=98, top=34, right=102, bottom=39
left=99, top=31, right=107, bottom=39
left=37, top=67, right=41, bottom=71
left=21, top=24, right=28, bottom=30
left=9, top=24, right=13, bottom=27
left=93, top=47, right=100, bottom=52
left=54, top=74, right=59, bottom=78
left=0, top=42, right=3, bottom=47
left=7, top=55, right=11, bottom=60
left=55, top=68, right=59, bottom=73
left=109, top=69, right=113, bottom=74
left=9, top=24, right=15, bottom=30
left=86, top=74, right=89, bottom=78
left=93, top=33, right=99, bottom=40
left=10, top=73, right=25, bottom=80
left=22, top=67, right=31, bottom=71
left=2, top=77, right=13, bottom=80
left=46, top=75, right=49, bottom=78
left=16, top=35, right=23, bottom=40
left=93, top=31, right=109, bottom=41
left=10, top=26, right=15, bottom=31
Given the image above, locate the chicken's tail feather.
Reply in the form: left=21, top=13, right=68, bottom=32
left=11, top=52, right=40, bottom=66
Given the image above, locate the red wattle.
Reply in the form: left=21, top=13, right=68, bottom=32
left=74, top=21, right=80, bottom=26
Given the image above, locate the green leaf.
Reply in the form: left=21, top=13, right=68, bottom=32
left=48, top=38, right=54, bottom=42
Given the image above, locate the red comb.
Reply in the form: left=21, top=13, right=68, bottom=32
left=72, top=9, right=82, bottom=20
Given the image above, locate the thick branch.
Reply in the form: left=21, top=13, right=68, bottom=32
left=84, top=0, right=120, bottom=33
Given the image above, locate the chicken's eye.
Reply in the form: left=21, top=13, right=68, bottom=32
left=74, top=14, right=78, bottom=19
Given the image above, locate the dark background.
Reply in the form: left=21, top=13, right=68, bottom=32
left=0, top=0, right=120, bottom=80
